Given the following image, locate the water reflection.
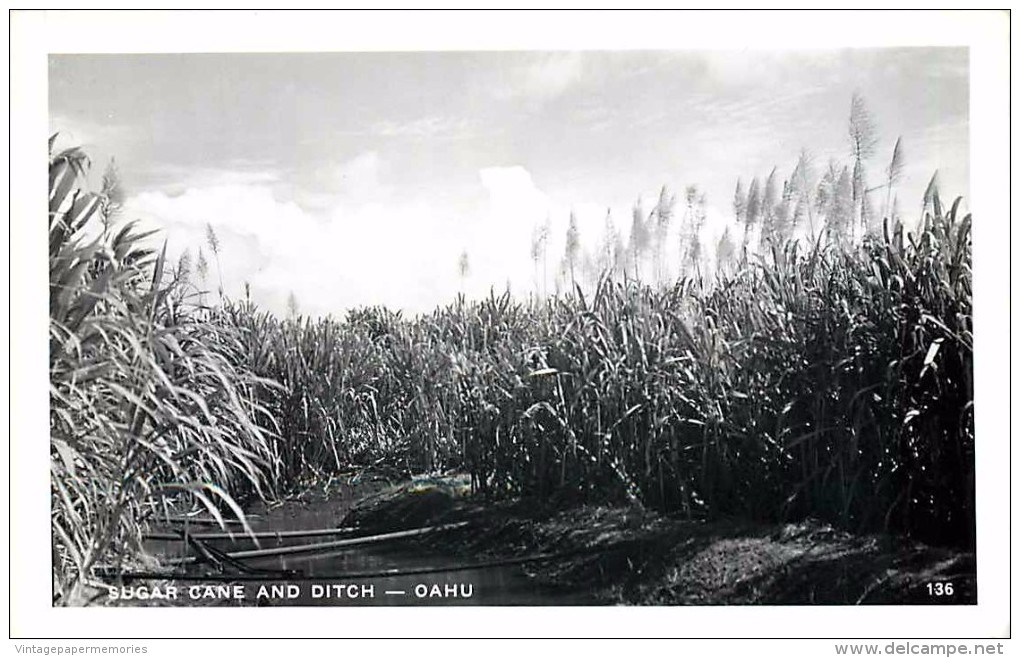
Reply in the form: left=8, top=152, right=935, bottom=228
left=149, top=498, right=596, bottom=606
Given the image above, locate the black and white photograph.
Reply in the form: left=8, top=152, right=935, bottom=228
left=9, top=8, right=1011, bottom=644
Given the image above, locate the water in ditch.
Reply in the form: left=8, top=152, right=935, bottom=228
left=149, top=494, right=596, bottom=606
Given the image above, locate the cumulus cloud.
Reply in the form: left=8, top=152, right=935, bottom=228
left=293, top=151, right=391, bottom=211
left=471, top=166, right=554, bottom=293
left=123, top=155, right=741, bottom=318
left=478, top=166, right=550, bottom=218
left=126, top=179, right=461, bottom=316
left=125, top=184, right=312, bottom=307
left=124, top=157, right=553, bottom=316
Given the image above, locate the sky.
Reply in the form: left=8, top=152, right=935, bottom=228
left=49, top=48, right=969, bottom=317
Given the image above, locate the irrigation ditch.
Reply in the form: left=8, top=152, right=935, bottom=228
left=95, top=470, right=976, bottom=606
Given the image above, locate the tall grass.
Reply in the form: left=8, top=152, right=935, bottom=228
left=220, top=195, right=972, bottom=547
left=50, top=139, right=973, bottom=602
left=49, top=144, right=281, bottom=604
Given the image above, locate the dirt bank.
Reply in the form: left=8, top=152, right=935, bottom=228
left=343, top=473, right=976, bottom=605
